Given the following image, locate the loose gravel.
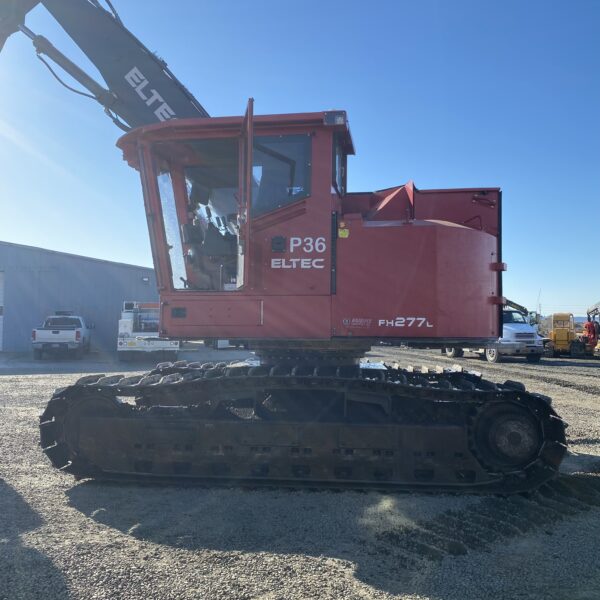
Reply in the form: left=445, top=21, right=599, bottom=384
left=1, top=349, right=599, bottom=600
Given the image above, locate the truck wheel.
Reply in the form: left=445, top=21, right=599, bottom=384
left=485, top=348, right=501, bottom=363
left=444, top=347, right=463, bottom=359
left=33, top=349, right=43, bottom=360
left=526, top=354, right=542, bottom=363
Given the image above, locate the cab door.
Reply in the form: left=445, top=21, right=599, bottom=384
left=250, top=128, right=332, bottom=297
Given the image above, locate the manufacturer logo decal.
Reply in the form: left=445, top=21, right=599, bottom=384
left=342, top=318, right=372, bottom=328
left=125, top=67, right=176, bottom=121
left=271, top=258, right=325, bottom=269
left=271, top=236, right=327, bottom=270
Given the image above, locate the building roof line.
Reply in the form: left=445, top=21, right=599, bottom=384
left=0, top=240, right=154, bottom=271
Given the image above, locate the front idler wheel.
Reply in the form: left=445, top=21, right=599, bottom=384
left=473, top=403, right=543, bottom=471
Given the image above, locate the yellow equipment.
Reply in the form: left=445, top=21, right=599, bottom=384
left=542, top=313, right=589, bottom=358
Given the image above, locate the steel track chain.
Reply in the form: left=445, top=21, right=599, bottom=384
left=39, top=361, right=568, bottom=494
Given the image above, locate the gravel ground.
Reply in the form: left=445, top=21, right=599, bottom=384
left=1, top=348, right=599, bottom=600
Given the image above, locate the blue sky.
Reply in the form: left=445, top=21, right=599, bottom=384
left=0, top=0, right=598, bottom=314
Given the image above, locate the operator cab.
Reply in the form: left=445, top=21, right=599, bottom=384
left=119, top=107, right=352, bottom=294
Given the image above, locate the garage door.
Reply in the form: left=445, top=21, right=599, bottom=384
left=0, top=271, right=4, bottom=351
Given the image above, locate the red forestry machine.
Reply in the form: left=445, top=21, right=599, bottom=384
left=1, top=0, right=566, bottom=493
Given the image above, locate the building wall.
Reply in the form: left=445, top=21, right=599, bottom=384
left=0, top=242, right=157, bottom=353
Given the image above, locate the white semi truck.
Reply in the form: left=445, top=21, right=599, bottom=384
left=445, top=306, right=544, bottom=363
left=117, top=301, right=179, bottom=360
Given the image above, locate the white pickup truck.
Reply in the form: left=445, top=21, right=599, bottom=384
left=445, top=309, right=544, bottom=363
left=32, top=314, right=92, bottom=359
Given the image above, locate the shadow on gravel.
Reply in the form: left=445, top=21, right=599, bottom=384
left=0, top=349, right=253, bottom=377
left=0, top=480, right=69, bottom=600
left=66, top=473, right=600, bottom=596
left=569, top=437, right=600, bottom=446
left=539, top=359, right=600, bottom=369
left=0, top=358, right=144, bottom=377
left=391, top=351, right=600, bottom=369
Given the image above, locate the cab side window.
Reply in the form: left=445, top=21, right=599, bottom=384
left=332, top=134, right=346, bottom=196
left=251, top=134, right=311, bottom=217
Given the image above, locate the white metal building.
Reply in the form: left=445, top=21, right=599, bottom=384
left=0, top=241, right=157, bottom=353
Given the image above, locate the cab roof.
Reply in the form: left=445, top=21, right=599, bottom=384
left=117, top=110, right=355, bottom=168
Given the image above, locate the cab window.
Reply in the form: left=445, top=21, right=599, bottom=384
left=332, top=134, right=346, bottom=196
left=251, top=134, right=311, bottom=217
left=502, top=311, right=527, bottom=324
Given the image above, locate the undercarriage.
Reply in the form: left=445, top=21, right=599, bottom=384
left=40, top=359, right=567, bottom=494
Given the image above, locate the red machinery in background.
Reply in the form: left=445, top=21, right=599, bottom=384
left=1, top=1, right=566, bottom=492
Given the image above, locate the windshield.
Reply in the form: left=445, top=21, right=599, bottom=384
left=154, top=133, right=313, bottom=292
left=43, top=317, right=81, bottom=328
left=554, top=318, right=572, bottom=329
left=154, top=137, right=242, bottom=292
left=502, top=311, right=527, bottom=324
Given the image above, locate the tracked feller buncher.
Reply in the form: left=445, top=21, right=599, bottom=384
left=1, top=1, right=567, bottom=493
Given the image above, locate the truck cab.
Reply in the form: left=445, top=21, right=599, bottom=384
left=445, top=309, right=544, bottom=363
